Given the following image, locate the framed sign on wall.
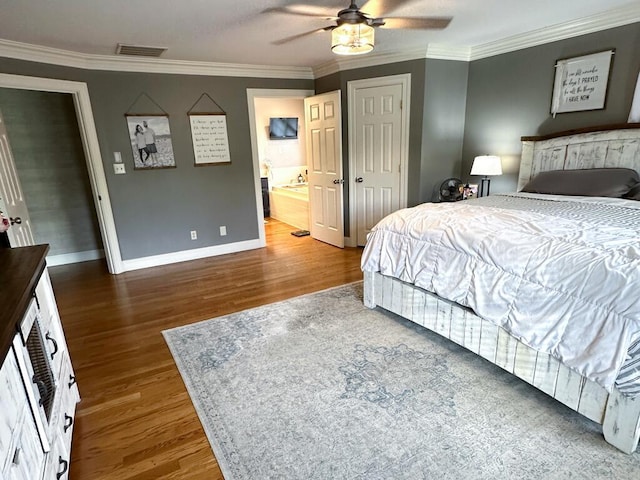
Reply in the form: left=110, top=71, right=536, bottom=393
left=189, top=113, right=231, bottom=165
left=550, top=49, right=614, bottom=116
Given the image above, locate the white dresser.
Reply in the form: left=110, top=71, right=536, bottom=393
left=0, top=245, right=80, bottom=480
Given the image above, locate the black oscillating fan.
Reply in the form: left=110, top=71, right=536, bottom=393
left=439, top=178, right=464, bottom=202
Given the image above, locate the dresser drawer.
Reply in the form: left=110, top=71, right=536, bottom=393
left=0, top=350, right=27, bottom=471
left=49, top=351, right=80, bottom=452
left=42, top=436, right=70, bottom=480
left=2, top=406, right=45, bottom=480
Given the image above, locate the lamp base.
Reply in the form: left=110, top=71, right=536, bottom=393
left=479, top=177, right=491, bottom=197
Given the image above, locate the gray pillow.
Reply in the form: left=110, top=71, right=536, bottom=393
left=521, top=168, right=640, bottom=198
left=624, top=182, right=640, bottom=200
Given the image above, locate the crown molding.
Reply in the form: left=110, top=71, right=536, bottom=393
left=313, top=44, right=472, bottom=77
left=313, top=47, right=428, bottom=78
left=469, top=4, right=640, bottom=61
left=1, top=4, right=638, bottom=79
left=425, top=44, right=472, bottom=62
left=0, top=39, right=314, bottom=80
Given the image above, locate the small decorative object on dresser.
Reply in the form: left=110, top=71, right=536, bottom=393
left=463, top=184, right=478, bottom=200
left=0, top=245, right=80, bottom=480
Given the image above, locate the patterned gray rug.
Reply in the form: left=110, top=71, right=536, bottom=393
left=163, top=282, right=639, bottom=479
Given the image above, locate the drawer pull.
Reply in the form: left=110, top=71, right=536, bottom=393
left=64, top=414, right=73, bottom=432
left=57, top=457, right=69, bottom=479
left=32, top=375, right=48, bottom=406
left=46, top=332, right=59, bottom=359
left=68, top=374, right=77, bottom=388
left=12, top=447, right=21, bottom=465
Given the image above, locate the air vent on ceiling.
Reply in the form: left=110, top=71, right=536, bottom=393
left=116, top=44, right=167, bottom=57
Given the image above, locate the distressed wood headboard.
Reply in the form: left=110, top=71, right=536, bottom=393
left=518, top=123, right=640, bottom=191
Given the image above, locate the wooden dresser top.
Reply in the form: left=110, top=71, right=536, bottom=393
left=0, top=245, right=49, bottom=361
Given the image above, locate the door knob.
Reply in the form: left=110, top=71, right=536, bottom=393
left=332, top=179, right=344, bottom=184
left=355, top=177, right=364, bottom=183
left=10, top=217, right=21, bottom=225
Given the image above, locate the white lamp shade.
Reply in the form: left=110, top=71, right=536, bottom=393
left=331, top=23, right=374, bottom=55
left=470, top=155, right=502, bottom=176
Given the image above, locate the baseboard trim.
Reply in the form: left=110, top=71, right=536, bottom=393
left=47, top=249, right=105, bottom=266
left=121, top=239, right=264, bottom=272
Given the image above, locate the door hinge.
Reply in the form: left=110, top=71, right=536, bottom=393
left=400, top=100, right=403, bottom=110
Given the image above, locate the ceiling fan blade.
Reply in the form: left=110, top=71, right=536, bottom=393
left=272, top=28, right=332, bottom=46
left=262, top=6, right=335, bottom=20
left=361, top=0, right=413, bottom=18
left=380, top=16, right=452, bottom=30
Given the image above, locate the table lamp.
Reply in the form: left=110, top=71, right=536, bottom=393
left=470, top=155, right=502, bottom=197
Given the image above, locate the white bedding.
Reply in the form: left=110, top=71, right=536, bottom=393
left=361, top=193, right=640, bottom=394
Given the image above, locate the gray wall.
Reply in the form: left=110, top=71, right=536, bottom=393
left=0, top=88, right=102, bottom=256
left=0, top=58, right=313, bottom=260
left=1, top=21, right=637, bottom=260
left=420, top=59, right=469, bottom=202
left=462, top=23, right=640, bottom=193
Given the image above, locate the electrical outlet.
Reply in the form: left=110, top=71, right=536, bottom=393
left=190, top=230, right=197, bottom=240
left=220, top=226, right=227, bottom=236
left=113, top=163, right=126, bottom=174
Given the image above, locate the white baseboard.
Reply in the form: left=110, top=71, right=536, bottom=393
left=121, top=239, right=264, bottom=272
left=47, top=249, right=105, bottom=266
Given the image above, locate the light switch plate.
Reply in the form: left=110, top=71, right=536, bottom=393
left=114, top=163, right=126, bottom=174
left=114, top=151, right=123, bottom=163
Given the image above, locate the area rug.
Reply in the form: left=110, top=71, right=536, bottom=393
left=163, top=282, right=639, bottom=479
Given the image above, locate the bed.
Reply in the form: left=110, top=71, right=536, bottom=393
left=361, top=124, right=640, bottom=454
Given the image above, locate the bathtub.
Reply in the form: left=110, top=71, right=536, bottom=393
left=269, top=183, right=309, bottom=230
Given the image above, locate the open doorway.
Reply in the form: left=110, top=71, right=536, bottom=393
left=0, top=88, right=104, bottom=266
left=0, top=73, right=123, bottom=273
left=247, top=88, right=314, bottom=244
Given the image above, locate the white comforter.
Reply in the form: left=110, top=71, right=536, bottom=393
left=361, top=193, right=640, bottom=392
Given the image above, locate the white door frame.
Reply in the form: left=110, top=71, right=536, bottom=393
left=0, top=73, right=124, bottom=273
left=347, top=74, right=411, bottom=247
left=246, top=88, right=314, bottom=244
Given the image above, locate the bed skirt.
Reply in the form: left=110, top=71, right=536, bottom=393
left=363, top=270, right=640, bottom=454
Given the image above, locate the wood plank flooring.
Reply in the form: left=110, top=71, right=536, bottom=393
left=49, top=220, right=363, bottom=480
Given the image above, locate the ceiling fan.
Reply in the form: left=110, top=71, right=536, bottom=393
left=264, top=0, right=452, bottom=54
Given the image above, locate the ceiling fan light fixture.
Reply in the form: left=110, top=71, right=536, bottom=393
left=331, top=22, right=374, bottom=55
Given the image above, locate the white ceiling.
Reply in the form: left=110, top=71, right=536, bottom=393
left=1, top=0, right=639, bottom=70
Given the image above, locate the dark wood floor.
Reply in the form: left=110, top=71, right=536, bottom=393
left=50, top=220, right=363, bottom=480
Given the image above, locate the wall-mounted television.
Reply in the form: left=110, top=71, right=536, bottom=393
left=269, top=117, right=298, bottom=140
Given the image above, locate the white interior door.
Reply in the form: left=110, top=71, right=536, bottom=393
left=351, top=79, right=408, bottom=246
left=0, top=110, right=35, bottom=247
left=305, top=90, right=344, bottom=248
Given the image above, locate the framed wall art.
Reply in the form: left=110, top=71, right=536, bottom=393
left=189, top=113, right=231, bottom=165
left=125, top=114, right=176, bottom=169
left=550, top=50, right=614, bottom=116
